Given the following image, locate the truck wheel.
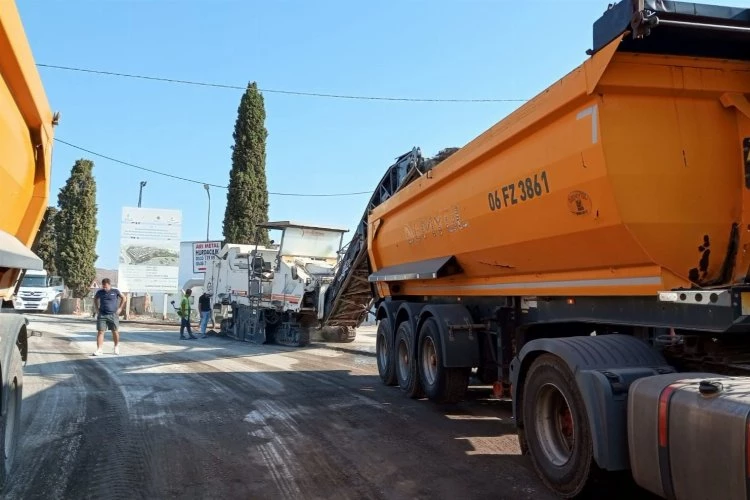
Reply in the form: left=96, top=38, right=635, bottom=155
left=522, top=354, right=595, bottom=498
left=0, top=346, right=23, bottom=490
left=395, top=322, right=423, bottom=398
left=376, top=320, right=397, bottom=386
left=418, top=317, right=469, bottom=403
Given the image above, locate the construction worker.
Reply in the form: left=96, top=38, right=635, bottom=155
left=179, top=289, right=197, bottom=340
left=198, top=291, right=212, bottom=338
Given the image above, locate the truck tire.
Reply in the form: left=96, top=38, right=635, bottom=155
left=418, top=317, right=469, bottom=404
left=395, top=321, right=423, bottom=399
left=522, top=354, right=596, bottom=499
left=0, top=345, right=23, bottom=490
left=376, top=319, right=397, bottom=386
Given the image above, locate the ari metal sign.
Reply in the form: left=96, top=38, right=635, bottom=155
left=192, top=241, right=221, bottom=273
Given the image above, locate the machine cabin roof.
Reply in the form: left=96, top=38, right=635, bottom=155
left=259, top=221, right=349, bottom=234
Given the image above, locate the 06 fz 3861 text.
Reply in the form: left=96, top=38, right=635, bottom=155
left=487, top=171, right=550, bottom=211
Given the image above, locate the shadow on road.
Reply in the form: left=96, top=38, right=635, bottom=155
left=7, top=325, right=544, bottom=500
left=9, top=316, right=659, bottom=500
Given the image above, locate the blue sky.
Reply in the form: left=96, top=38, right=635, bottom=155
left=18, top=0, right=747, bottom=269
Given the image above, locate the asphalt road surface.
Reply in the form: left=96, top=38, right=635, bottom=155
left=4, top=315, right=648, bottom=500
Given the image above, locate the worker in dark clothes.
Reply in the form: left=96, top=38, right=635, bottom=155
left=198, top=291, right=212, bottom=338
left=93, top=278, right=124, bottom=356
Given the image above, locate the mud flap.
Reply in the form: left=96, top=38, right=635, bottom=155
left=575, top=366, right=674, bottom=471
left=415, top=304, right=480, bottom=368
left=396, top=303, right=425, bottom=338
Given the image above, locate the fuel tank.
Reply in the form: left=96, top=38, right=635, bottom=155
left=628, top=373, right=750, bottom=500
left=367, top=7, right=750, bottom=298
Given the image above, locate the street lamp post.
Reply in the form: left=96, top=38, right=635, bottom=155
left=204, top=184, right=210, bottom=241
left=138, top=181, right=147, bottom=208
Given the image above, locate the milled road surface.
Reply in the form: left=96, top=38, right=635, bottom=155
left=4, top=314, right=627, bottom=500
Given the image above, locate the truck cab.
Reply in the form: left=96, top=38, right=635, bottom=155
left=14, top=269, right=64, bottom=312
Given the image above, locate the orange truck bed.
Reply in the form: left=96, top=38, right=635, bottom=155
left=367, top=9, right=750, bottom=299
left=0, top=0, right=55, bottom=301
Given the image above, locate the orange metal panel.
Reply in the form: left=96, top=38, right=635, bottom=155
left=368, top=43, right=750, bottom=299
left=0, top=0, right=54, bottom=300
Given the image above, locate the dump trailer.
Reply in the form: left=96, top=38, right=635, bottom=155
left=328, top=1, right=750, bottom=498
left=0, top=0, right=56, bottom=489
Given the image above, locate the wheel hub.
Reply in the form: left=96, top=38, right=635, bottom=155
left=377, top=334, right=389, bottom=369
left=397, top=340, right=409, bottom=380
left=421, top=337, right=438, bottom=386
left=535, top=383, right=575, bottom=467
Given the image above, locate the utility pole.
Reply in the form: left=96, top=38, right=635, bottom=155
left=138, top=181, right=147, bottom=208
left=204, top=183, right=211, bottom=241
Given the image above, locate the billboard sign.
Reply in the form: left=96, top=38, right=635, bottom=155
left=118, top=207, right=182, bottom=294
left=192, top=241, right=222, bottom=273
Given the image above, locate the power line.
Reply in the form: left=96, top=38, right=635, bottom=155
left=37, top=63, right=529, bottom=103
left=53, top=138, right=372, bottom=197
left=55, top=138, right=227, bottom=188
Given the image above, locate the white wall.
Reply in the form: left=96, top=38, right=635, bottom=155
left=179, top=240, right=206, bottom=289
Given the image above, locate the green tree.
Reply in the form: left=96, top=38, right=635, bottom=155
left=223, top=81, right=270, bottom=245
left=34, top=206, right=59, bottom=276
left=56, top=159, right=98, bottom=298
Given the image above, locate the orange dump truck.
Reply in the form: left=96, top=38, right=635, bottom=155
left=324, top=1, right=750, bottom=498
left=0, top=0, right=56, bottom=488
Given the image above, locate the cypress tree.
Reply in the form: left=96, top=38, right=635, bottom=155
left=56, top=159, right=98, bottom=298
left=34, top=206, right=59, bottom=276
left=223, top=81, right=270, bottom=245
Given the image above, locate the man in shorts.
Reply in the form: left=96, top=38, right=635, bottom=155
left=93, top=278, right=124, bottom=356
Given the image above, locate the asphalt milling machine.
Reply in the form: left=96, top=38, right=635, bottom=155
left=204, top=221, right=355, bottom=347
left=203, top=148, right=459, bottom=349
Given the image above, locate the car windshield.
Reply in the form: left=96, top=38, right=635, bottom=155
left=21, top=275, right=48, bottom=288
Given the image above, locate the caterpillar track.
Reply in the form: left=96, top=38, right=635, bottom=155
left=222, top=306, right=313, bottom=347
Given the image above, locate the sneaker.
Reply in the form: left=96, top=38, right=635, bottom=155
left=114, top=345, right=120, bottom=355
left=92, top=349, right=103, bottom=356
